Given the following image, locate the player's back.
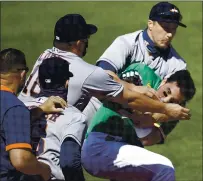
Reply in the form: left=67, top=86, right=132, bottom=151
left=19, top=48, right=102, bottom=110
left=25, top=97, right=87, bottom=180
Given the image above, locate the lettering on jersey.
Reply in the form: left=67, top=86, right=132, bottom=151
left=45, top=113, right=61, bottom=122
left=22, top=70, right=40, bottom=96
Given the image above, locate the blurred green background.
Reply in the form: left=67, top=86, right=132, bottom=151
left=1, top=2, right=202, bottom=181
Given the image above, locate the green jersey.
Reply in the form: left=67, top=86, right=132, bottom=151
left=86, top=63, right=162, bottom=145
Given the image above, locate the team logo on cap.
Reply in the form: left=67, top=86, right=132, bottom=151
left=45, top=79, right=51, bottom=83
left=55, top=36, right=60, bottom=40
left=170, top=8, right=178, bottom=13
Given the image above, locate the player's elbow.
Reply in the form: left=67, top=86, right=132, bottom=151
left=11, top=155, right=30, bottom=172
left=9, top=148, right=34, bottom=172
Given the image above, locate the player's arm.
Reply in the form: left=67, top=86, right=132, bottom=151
left=84, top=68, right=191, bottom=121
left=9, top=148, right=51, bottom=180
left=29, top=96, right=67, bottom=121
left=3, top=106, right=51, bottom=181
left=96, top=35, right=134, bottom=73
left=59, top=113, right=87, bottom=181
left=139, top=126, right=165, bottom=146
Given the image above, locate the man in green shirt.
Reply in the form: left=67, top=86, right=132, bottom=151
left=81, top=63, right=196, bottom=181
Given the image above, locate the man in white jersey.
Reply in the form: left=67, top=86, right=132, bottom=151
left=97, top=2, right=187, bottom=78
left=85, top=1, right=188, bottom=132
left=24, top=57, right=87, bottom=181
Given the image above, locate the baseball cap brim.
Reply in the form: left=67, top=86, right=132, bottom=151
left=155, top=18, right=187, bottom=28
left=87, top=24, right=98, bottom=35
left=68, top=71, right=74, bottom=78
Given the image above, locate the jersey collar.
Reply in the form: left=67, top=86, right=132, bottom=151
left=0, top=85, right=14, bottom=94
left=142, top=29, right=170, bottom=59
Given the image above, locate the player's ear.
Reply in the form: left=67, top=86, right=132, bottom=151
left=76, top=40, right=82, bottom=47
left=20, top=70, right=26, bottom=81
left=148, top=20, right=154, bottom=30
left=65, top=80, right=69, bottom=89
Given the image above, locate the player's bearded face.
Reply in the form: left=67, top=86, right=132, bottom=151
left=150, top=21, right=178, bottom=49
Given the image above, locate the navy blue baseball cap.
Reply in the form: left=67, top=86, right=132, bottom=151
left=149, top=2, right=187, bottom=28
left=54, top=14, right=98, bottom=43
left=39, top=57, right=73, bottom=89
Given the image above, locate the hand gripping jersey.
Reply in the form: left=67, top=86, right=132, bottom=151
left=25, top=97, right=87, bottom=180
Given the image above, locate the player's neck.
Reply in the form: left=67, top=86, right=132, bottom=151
left=54, top=43, right=82, bottom=57
left=0, top=79, right=17, bottom=94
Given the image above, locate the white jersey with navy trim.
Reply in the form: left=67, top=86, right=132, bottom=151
left=25, top=97, right=87, bottom=180
left=97, top=30, right=186, bottom=79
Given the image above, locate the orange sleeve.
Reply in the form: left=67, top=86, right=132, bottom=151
left=6, top=143, right=32, bottom=151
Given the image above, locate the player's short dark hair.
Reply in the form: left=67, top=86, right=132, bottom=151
left=166, top=70, right=196, bottom=103
left=0, top=48, right=28, bottom=73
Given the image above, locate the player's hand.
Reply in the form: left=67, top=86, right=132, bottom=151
left=39, top=162, right=51, bottom=181
left=39, top=96, right=67, bottom=113
left=133, top=85, right=160, bottom=101
left=164, top=103, right=191, bottom=120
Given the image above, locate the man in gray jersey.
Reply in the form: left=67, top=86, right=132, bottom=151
left=19, top=13, right=190, bottom=180
left=24, top=57, right=87, bottom=181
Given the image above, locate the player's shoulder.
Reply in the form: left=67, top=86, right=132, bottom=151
left=115, top=30, right=143, bottom=43
left=1, top=91, right=26, bottom=113
left=59, top=105, right=87, bottom=123
left=64, top=105, right=85, bottom=116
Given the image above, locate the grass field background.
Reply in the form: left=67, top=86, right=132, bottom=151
left=1, top=2, right=202, bottom=181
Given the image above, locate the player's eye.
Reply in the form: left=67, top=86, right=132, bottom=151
left=163, top=91, right=167, bottom=97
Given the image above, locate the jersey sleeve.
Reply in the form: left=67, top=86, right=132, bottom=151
left=82, top=67, right=123, bottom=99
left=97, top=34, right=134, bottom=73
left=3, top=106, right=32, bottom=151
left=60, top=113, right=87, bottom=146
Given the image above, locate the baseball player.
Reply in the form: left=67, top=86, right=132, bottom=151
left=24, top=57, right=87, bottom=181
left=81, top=63, right=196, bottom=181
left=86, top=1, right=189, bottom=131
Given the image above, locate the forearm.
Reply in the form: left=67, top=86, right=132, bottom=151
left=17, top=156, right=48, bottom=175
left=10, top=149, right=50, bottom=178
left=125, top=90, right=166, bottom=114
left=152, top=113, right=175, bottom=123
left=140, top=127, right=162, bottom=146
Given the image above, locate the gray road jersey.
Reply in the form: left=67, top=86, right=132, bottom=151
left=25, top=97, right=87, bottom=180
left=97, top=30, right=186, bottom=79
left=18, top=48, right=123, bottom=115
